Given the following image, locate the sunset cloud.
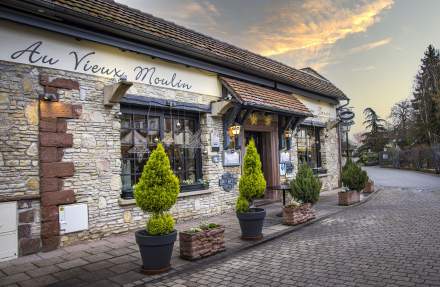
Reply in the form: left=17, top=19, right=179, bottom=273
left=349, top=37, right=392, bottom=54
left=246, top=0, right=394, bottom=69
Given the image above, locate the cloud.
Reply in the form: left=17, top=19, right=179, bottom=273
left=349, top=37, right=392, bottom=54
left=246, top=0, right=394, bottom=70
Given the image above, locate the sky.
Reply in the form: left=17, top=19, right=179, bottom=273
left=117, top=0, right=440, bottom=136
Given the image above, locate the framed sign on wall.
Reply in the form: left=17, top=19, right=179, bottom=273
left=223, top=150, right=241, bottom=167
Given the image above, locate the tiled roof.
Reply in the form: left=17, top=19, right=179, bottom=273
left=38, top=0, right=347, bottom=100
left=221, top=77, right=311, bottom=116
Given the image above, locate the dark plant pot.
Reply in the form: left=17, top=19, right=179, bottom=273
left=338, top=190, right=360, bottom=206
left=135, top=229, right=177, bottom=274
left=236, top=208, right=266, bottom=240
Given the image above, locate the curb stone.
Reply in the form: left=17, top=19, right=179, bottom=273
left=130, top=188, right=382, bottom=286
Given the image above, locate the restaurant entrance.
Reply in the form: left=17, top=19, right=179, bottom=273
left=244, top=131, right=267, bottom=183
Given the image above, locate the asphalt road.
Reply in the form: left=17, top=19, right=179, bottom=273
left=148, top=168, right=440, bottom=287
left=363, top=166, right=440, bottom=191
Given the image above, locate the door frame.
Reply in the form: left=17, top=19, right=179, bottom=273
left=241, top=115, right=280, bottom=189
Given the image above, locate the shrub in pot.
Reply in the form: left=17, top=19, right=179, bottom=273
left=179, top=222, right=225, bottom=260
left=283, top=164, right=321, bottom=225
left=236, top=138, right=267, bottom=240
left=339, top=160, right=368, bottom=206
left=134, top=143, right=180, bottom=274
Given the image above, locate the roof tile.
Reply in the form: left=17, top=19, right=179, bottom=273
left=221, top=77, right=311, bottom=116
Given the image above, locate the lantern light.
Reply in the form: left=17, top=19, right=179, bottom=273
left=284, top=129, right=293, bottom=139
left=229, top=124, right=241, bottom=136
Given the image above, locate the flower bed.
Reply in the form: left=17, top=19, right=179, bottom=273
left=283, top=203, right=316, bottom=226
left=179, top=223, right=225, bottom=261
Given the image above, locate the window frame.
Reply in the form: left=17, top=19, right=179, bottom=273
left=120, top=105, right=204, bottom=199
left=296, top=125, right=326, bottom=174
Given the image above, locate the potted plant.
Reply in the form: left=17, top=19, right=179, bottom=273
left=179, top=222, right=225, bottom=260
left=339, top=160, right=368, bottom=206
left=236, top=138, right=267, bottom=240
left=134, top=143, right=180, bottom=274
left=283, top=164, right=321, bottom=225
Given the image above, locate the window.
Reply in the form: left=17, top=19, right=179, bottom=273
left=120, top=106, right=203, bottom=199
left=296, top=126, right=325, bottom=174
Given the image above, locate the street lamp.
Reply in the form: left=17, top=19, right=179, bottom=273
left=341, top=123, right=351, bottom=159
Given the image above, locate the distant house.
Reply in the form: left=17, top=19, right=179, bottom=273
left=0, top=0, right=349, bottom=259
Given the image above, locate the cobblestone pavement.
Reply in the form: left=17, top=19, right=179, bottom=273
left=0, top=189, right=358, bottom=287
left=147, top=187, right=440, bottom=287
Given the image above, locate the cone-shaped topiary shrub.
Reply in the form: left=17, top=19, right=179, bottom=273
left=236, top=138, right=266, bottom=213
left=134, top=143, right=180, bottom=236
left=341, top=160, right=369, bottom=192
left=290, top=164, right=322, bottom=205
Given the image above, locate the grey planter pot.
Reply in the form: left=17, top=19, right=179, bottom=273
left=135, top=229, right=177, bottom=274
left=236, top=208, right=266, bottom=240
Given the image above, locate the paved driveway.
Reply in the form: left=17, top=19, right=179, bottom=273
left=364, top=166, right=440, bottom=190
left=148, top=170, right=440, bottom=287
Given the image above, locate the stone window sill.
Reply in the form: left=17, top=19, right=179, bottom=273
left=118, top=189, right=213, bottom=206
left=317, top=173, right=329, bottom=178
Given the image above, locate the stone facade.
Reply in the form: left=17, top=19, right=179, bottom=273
left=0, top=62, right=42, bottom=255
left=0, top=57, right=342, bottom=254
left=31, top=66, right=238, bottom=246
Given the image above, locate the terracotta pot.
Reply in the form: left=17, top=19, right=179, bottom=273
left=179, top=225, right=225, bottom=260
left=338, top=190, right=360, bottom=206
left=282, top=203, right=316, bottom=226
left=363, top=180, right=375, bottom=193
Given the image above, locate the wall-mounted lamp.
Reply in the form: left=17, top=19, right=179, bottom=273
left=284, top=129, right=293, bottom=139
left=39, top=93, right=58, bottom=102
left=229, top=124, right=241, bottom=136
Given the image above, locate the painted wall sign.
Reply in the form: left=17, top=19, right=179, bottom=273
left=211, top=130, right=220, bottom=148
left=0, top=21, right=220, bottom=97
left=295, top=94, right=337, bottom=120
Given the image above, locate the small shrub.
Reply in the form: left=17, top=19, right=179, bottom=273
left=236, top=196, right=249, bottom=213
left=341, top=160, right=369, bottom=192
left=290, top=164, right=322, bottom=204
left=236, top=138, right=266, bottom=213
left=147, top=213, right=175, bottom=236
left=134, top=143, right=180, bottom=235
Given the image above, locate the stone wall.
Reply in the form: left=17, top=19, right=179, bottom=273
left=0, top=60, right=341, bottom=251
left=32, top=67, right=237, bottom=246
left=0, top=61, right=42, bottom=255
